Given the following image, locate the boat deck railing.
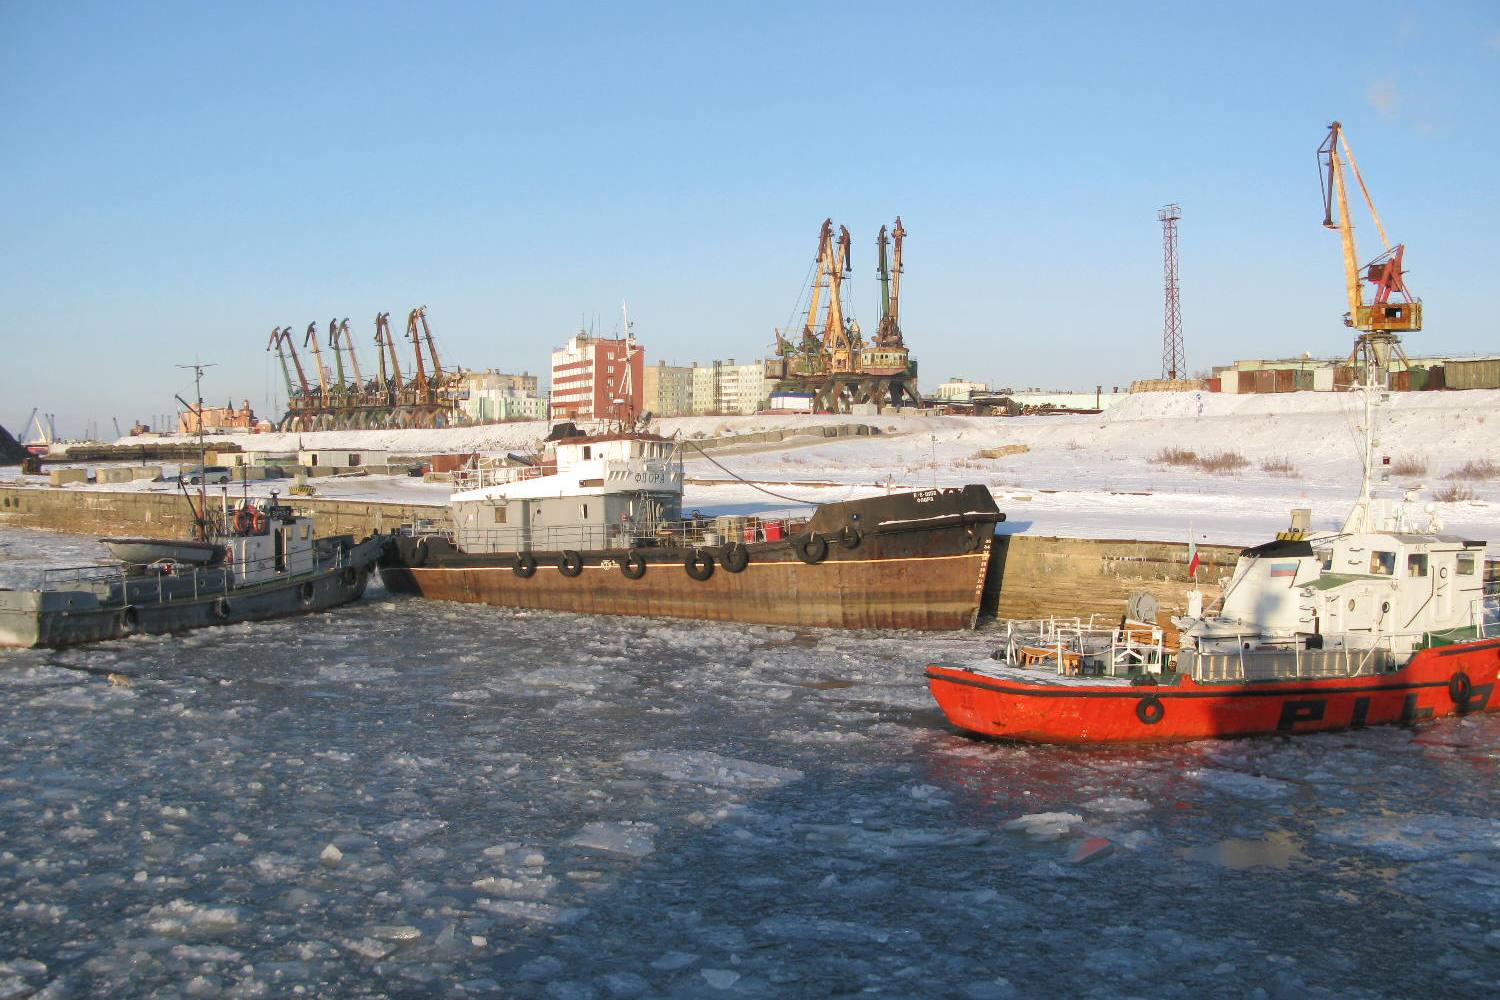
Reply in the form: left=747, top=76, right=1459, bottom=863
left=996, top=616, right=1166, bottom=678
left=404, top=509, right=814, bottom=555
left=451, top=460, right=548, bottom=492
left=38, top=543, right=354, bottom=610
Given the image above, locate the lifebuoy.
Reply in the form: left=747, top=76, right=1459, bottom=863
left=721, top=541, right=750, bottom=573
left=621, top=551, right=647, bottom=580
left=298, top=581, right=316, bottom=604
left=559, top=550, right=584, bottom=577
left=685, top=550, right=714, bottom=581
left=1135, top=695, right=1165, bottom=725
left=513, top=553, right=537, bottom=578
left=794, top=533, right=828, bottom=565
left=837, top=526, right=862, bottom=550
left=251, top=509, right=268, bottom=534
left=1449, top=672, right=1473, bottom=706
left=120, top=605, right=140, bottom=632
left=211, top=596, right=232, bottom=621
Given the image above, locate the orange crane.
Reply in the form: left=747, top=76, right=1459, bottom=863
left=374, top=312, right=403, bottom=396
left=1317, top=121, right=1421, bottom=371
left=303, top=321, right=331, bottom=399
left=405, top=308, right=430, bottom=396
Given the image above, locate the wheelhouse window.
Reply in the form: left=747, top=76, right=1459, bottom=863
left=1406, top=553, right=1428, bottom=577
left=582, top=446, right=592, bottom=460
left=491, top=505, right=506, bottom=525
left=1369, top=551, right=1395, bottom=576
left=1457, top=553, right=1477, bottom=576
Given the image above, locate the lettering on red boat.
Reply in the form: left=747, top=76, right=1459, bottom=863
left=1276, top=699, right=1327, bottom=731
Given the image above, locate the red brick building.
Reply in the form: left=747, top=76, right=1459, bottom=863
left=549, top=333, right=643, bottom=422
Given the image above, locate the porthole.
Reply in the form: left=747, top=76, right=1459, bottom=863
left=1348, top=599, right=1356, bottom=611
left=1439, top=566, right=1449, bottom=579
left=1380, top=601, right=1390, bottom=614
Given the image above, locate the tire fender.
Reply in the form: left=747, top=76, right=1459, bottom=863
left=721, top=541, right=750, bottom=573
left=513, top=553, right=537, bottom=579
left=559, top=550, right=584, bottom=577
left=685, top=549, right=715, bottom=581
left=621, top=551, right=648, bottom=580
left=794, top=533, right=829, bottom=565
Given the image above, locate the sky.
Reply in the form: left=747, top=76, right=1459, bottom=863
left=3, top=1, right=1498, bottom=436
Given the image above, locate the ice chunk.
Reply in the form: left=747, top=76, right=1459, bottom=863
left=477, top=899, right=586, bottom=925
left=1084, top=796, right=1151, bottom=815
left=566, top=821, right=658, bottom=859
left=518, top=956, right=565, bottom=980
left=145, top=900, right=243, bottom=936
left=1003, top=812, right=1083, bottom=841
left=471, top=873, right=558, bottom=899
left=374, top=817, right=447, bottom=841
left=343, top=937, right=394, bottom=961
left=1319, top=814, right=1500, bottom=861
left=1185, top=768, right=1291, bottom=801
left=1068, top=836, right=1115, bottom=865
left=367, top=925, right=422, bottom=941
left=621, top=750, right=803, bottom=788
left=755, top=915, right=922, bottom=944
left=649, top=951, right=698, bottom=971
left=319, top=843, right=343, bottom=867
left=600, top=971, right=649, bottom=998
left=700, top=969, right=740, bottom=990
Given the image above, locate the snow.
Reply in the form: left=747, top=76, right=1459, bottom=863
left=0, top=529, right=1498, bottom=997
left=15, top=387, right=1499, bottom=545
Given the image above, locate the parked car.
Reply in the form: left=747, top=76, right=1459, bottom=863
left=178, top=465, right=231, bottom=485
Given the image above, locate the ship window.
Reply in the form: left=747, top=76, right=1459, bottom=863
left=492, top=505, right=506, bottom=525
left=1406, top=553, right=1428, bottom=577
left=583, top=446, right=591, bottom=460
left=582, top=504, right=589, bottom=519
left=1457, top=553, right=1476, bottom=576
left=1369, top=551, right=1395, bottom=576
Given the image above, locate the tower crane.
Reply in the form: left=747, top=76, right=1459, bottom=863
left=1317, top=121, right=1421, bottom=373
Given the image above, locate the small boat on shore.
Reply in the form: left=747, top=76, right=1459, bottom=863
left=381, top=420, right=1004, bottom=630
left=0, top=493, right=386, bottom=649
left=928, top=380, right=1499, bottom=744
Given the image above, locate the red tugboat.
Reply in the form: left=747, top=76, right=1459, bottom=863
left=928, top=379, right=1499, bottom=743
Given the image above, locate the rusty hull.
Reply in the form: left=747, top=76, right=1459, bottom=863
left=380, top=485, right=1001, bottom=630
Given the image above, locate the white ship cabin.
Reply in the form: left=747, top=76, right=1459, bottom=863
left=221, top=496, right=318, bottom=584
left=449, top=433, right=683, bottom=554
left=1183, top=497, right=1492, bottom=660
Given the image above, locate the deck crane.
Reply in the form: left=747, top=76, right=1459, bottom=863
left=1317, top=121, right=1422, bottom=374
left=336, top=318, right=364, bottom=390
left=822, top=224, right=860, bottom=373
left=302, top=321, right=331, bottom=399
left=405, top=308, right=430, bottom=397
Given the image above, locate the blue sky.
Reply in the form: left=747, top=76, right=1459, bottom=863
left=3, top=1, right=1498, bottom=434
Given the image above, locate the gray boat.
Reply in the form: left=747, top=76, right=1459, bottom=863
left=0, top=494, right=388, bottom=649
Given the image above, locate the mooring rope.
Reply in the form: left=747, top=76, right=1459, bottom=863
left=681, top=438, right=849, bottom=506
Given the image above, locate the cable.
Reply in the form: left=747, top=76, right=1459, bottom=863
left=681, top=438, right=847, bottom=506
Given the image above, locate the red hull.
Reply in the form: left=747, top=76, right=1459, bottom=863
left=927, top=639, right=1500, bottom=744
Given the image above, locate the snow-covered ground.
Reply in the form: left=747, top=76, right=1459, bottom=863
left=15, top=389, right=1500, bottom=546
left=0, top=531, right=1496, bottom=998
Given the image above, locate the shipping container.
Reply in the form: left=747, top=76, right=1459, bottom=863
left=1220, top=370, right=1242, bottom=394
left=1409, top=366, right=1428, bottom=391
left=1275, top=369, right=1296, bottom=393
left=1253, top=370, right=1277, bottom=393
left=1333, top=365, right=1356, bottom=390
left=1390, top=370, right=1410, bottom=392
left=1444, top=359, right=1500, bottom=390
left=1294, top=370, right=1315, bottom=391
left=1428, top=365, right=1446, bottom=390
left=1313, top=367, right=1336, bottom=392
left=1205, top=377, right=1222, bottom=393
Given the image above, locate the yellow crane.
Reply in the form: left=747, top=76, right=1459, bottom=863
left=1317, top=121, right=1421, bottom=372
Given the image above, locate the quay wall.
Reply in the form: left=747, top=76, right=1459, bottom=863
left=0, top=484, right=1239, bottom=621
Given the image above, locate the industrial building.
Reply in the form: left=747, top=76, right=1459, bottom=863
left=459, top=370, right=545, bottom=423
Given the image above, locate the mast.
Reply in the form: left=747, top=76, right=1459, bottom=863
left=175, top=361, right=215, bottom=543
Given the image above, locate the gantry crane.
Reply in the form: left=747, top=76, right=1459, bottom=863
left=405, top=308, right=430, bottom=397
left=303, top=321, right=331, bottom=399
left=1317, top=121, right=1422, bottom=374
left=326, top=316, right=347, bottom=390
left=375, top=311, right=403, bottom=396
left=267, top=326, right=311, bottom=399
left=337, top=318, right=363, bottom=390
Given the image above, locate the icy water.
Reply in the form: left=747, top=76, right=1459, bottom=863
left=1, top=528, right=1498, bottom=998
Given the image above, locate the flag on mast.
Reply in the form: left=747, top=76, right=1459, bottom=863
left=1187, top=533, right=1200, bottom=580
